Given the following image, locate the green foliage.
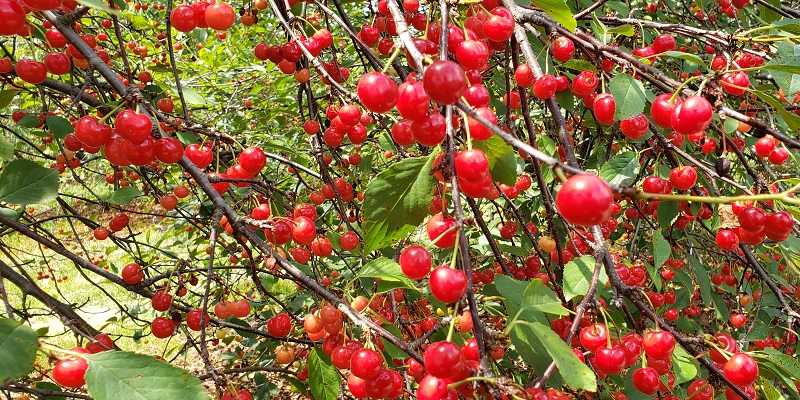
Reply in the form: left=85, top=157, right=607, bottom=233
left=361, top=154, right=437, bottom=253
left=85, top=351, right=209, bottom=400
left=0, top=318, right=38, bottom=383
left=0, top=159, right=59, bottom=205
left=609, top=74, right=647, bottom=120
left=307, top=349, right=339, bottom=400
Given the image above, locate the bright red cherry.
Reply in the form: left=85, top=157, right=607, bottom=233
left=170, top=4, right=199, bottom=32
left=399, top=245, right=432, bottom=280
left=52, top=347, right=90, bottom=388
left=357, top=72, right=398, bottom=113
left=424, top=341, right=466, bottom=379
left=85, top=333, right=114, bottom=354
left=154, top=138, right=184, bottom=164
left=652, top=34, right=676, bottom=54
left=426, top=213, right=457, bottom=248
left=642, top=330, right=675, bottom=359
left=671, top=96, right=713, bottom=135
left=221, top=389, right=253, bottom=400
left=552, top=36, right=575, bottom=62
left=737, top=207, right=767, bottom=233
left=204, top=2, right=235, bottom=30
left=651, top=93, right=681, bottom=128
left=0, top=0, right=26, bottom=36
left=593, top=93, right=616, bottom=125
left=687, top=379, right=714, bottom=400
left=579, top=323, right=609, bottom=352
left=423, top=60, right=468, bottom=105
left=620, top=114, right=649, bottom=139
left=238, top=146, right=266, bottom=174
left=669, top=166, right=697, bottom=191
left=715, top=229, right=739, bottom=251
left=185, top=143, right=213, bottom=169
left=593, top=345, right=626, bottom=375
left=456, top=40, right=489, bottom=71
left=16, top=59, right=47, bottom=85
left=571, top=70, right=599, bottom=98
left=556, top=174, right=614, bottom=226
left=723, top=353, right=759, bottom=386
left=632, top=367, right=660, bottom=395
left=532, top=74, right=557, bottom=99
left=350, top=348, right=383, bottom=379
left=267, top=313, right=292, bottom=337
left=429, top=266, right=467, bottom=303
left=115, top=110, right=153, bottom=144
left=151, top=317, right=175, bottom=338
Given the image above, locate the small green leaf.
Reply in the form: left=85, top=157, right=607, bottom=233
left=671, top=345, right=698, bottom=384
left=107, top=186, right=142, bottom=205
left=16, top=115, right=41, bottom=128
left=562, top=256, right=608, bottom=301
left=562, top=59, right=598, bottom=74
left=473, top=135, right=517, bottom=186
left=76, top=0, right=119, bottom=15
left=599, top=151, right=640, bottom=186
left=662, top=51, right=707, bottom=67
left=0, top=136, right=13, bottom=160
left=356, top=258, right=419, bottom=292
left=751, top=88, right=800, bottom=131
left=522, top=321, right=597, bottom=392
left=523, top=279, right=569, bottom=316
left=652, top=230, right=671, bottom=269
left=0, top=159, right=59, bottom=205
left=0, top=317, right=39, bottom=382
left=530, top=0, right=576, bottom=32
left=657, top=201, right=680, bottom=229
left=85, top=351, right=208, bottom=400
left=607, top=24, right=635, bottom=36
left=0, top=90, right=19, bottom=109
left=609, top=74, right=647, bottom=120
left=307, top=348, right=339, bottom=400
left=362, top=155, right=436, bottom=253
left=46, top=116, right=74, bottom=140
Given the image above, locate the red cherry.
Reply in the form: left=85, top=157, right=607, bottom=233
left=651, top=93, right=681, bottom=128
left=416, top=374, right=449, bottom=400
left=632, top=367, right=660, bottom=395
left=151, top=316, right=175, bottom=338
left=185, top=143, right=213, bottom=168
left=652, top=34, right=676, bottom=54
left=44, top=52, right=70, bottom=75
left=764, top=211, right=793, bottom=241
left=186, top=309, right=210, bottom=331
left=120, top=263, right=144, bottom=285
left=74, top=116, right=112, bottom=148
left=593, top=345, right=626, bottom=375
left=424, top=341, right=466, bottom=379
left=721, top=72, right=749, bottom=96
left=670, top=95, right=713, bottom=135
left=729, top=313, right=746, bottom=328
left=754, top=137, right=775, bottom=158
left=555, top=174, right=614, bottom=226
left=364, top=369, right=394, bottom=399
left=154, top=138, right=184, bottom=164
left=423, top=60, right=468, bottom=105
left=579, top=323, right=609, bottom=352
left=593, top=93, right=617, bottom=125
left=426, top=213, right=457, bottom=248
left=221, top=389, right=253, bottom=400
left=515, top=64, right=536, bottom=88
left=204, top=2, right=235, bottom=30
left=737, top=207, right=767, bottom=233
left=464, top=84, right=490, bottom=107
left=769, top=147, right=789, bottom=164
left=350, top=348, right=383, bottom=379
left=121, top=136, right=157, bottom=166
left=0, top=0, right=26, bottom=36
left=532, top=74, right=557, bottom=99
left=642, top=330, right=675, bottom=359
left=399, top=245, right=432, bottom=280
left=483, top=6, right=514, bottom=42
left=170, top=4, right=199, bottom=32
left=687, top=379, right=714, bottom=400
left=723, top=352, right=759, bottom=386
left=292, top=216, right=316, bottom=245
left=396, top=81, right=430, bottom=121
left=620, top=114, right=649, bottom=139
left=357, top=72, right=398, bottom=114
left=571, top=70, right=599, bottom=98
left=669, top=166, right=697, bottom=191
left=85, top=333, right=113, bottom=353
left=552, top=36, right=575, bottom=62
left=16, top=59, right=47, bottom=85
left=52, top=347, right=90, bottom=388
left=267, top=313, right=292, bottom=337
left=456, top=40, right=489, bottom=71
left=115, top=110, right=153, bottom=144
left=466, top=107, right=497, bottom=140
left=151, top=291, right=173, bottom=312
left=429, top=266, right=468, bottom=303
left=238, top=146, right=266, bottom=173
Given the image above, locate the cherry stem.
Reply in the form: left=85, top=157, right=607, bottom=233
left=446, top=376, right=497, bottom=391
left=40, top=343, right=88, bottom=359
left=381, top=47, right=402, bottom=74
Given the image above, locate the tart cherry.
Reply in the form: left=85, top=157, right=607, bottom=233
left=52, top=347, right=90, bottom=388
left=429, top=266, right=468, bottom=303
left=399, top=245, right=432, bottom=280
left=556, top=174, right=614, bottom=226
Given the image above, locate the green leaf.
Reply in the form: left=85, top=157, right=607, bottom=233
left=0, top=136, right=13, bottom=160
left=771, top=19, right=800, bottom=34
left=356, top=258, right=418, bottom=292
left=652, top=230, right=671, bottom=269
left=173, top=87, right=208, bottom=105
left=688, top=255, right=711, bottom=307
left=522, top=321, right=597, bottom=392
left=307, top=348, right=339, bottom=400
left=751, top=88, right=800, bottom=131
left=16, top=115, right=41, bottom=128
left=562, top=256, right=608, bottom=301
left=0, top=90, right=19, bottom=109
left=0, top=159, right=59, bottom=205
left=607, top=24, right=635, bottom=36
left=671, top=345, right=698, bottom=384
left=662, top=51, right=707, bottom=68
left=562, top=59, right=598, bottom=74
left=599, top=151, right=640, bottom=186
left=523, top=279, right=569, bottom=316
left=106, top=186, right=142, bottom=205
left=778, top=235, right=800, bottom=273
left=530, top=0, right=576, bottom=32
left=474, top=135, right=517, bottom=186
left=759, top=378, right=786, bottom=400
left=85, top=351, right=208, bottom=400
left=76, top=0, right=119, bottom=14
left=0, top=317, right=39, bottom=382
left=46, top=116, right=74, bottom=140
left=362, top=155, right=436, bottom=253
left=723, top=116, right=740, bottom=134
left=765, top=43, right=800, bottom=99
left=657, top=201, right=679, bottom=229
left=609, top=74, right=647, bottom=120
